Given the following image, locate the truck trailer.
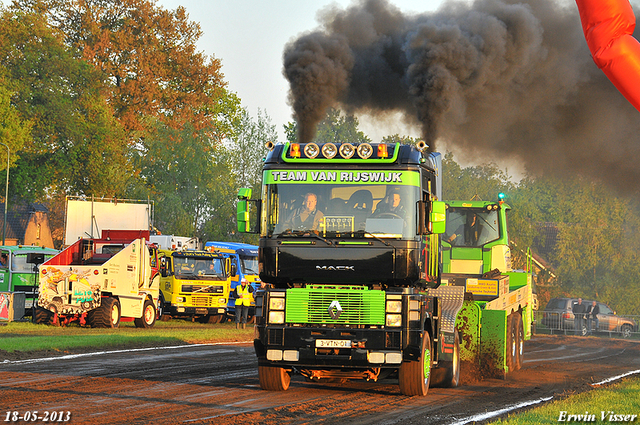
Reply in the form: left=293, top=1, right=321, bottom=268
left=36, top=230, right=159, bottom=328
left=236, top=140, right=464, bottom=395
left=442, top=198, right=535, bottom=377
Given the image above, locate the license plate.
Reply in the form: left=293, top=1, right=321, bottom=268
left=315, top=339, right=351, bottom=348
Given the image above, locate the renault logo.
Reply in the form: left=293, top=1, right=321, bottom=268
left=328, top=300, right=342, bottom=320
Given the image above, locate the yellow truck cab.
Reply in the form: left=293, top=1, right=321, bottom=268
left=157, top=249, right=234, bottom=323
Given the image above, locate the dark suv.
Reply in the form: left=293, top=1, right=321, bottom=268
left=542, top=297, right=636, bottom=338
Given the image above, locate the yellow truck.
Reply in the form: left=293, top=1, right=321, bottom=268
left=157, top=249, right=234, bottom=323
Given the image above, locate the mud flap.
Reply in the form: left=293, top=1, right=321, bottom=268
left=456, top=301, right=507, bottom=379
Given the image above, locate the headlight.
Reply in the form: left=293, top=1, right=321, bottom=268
left=386, top=300, right=402, bottom=313
left=269, top=297, right=285, bottom=310
left=386, top=314, right=402, bottom=327
left=176, top=296, right=185, bottom=303
left=269, top=311, right=285, bottom=324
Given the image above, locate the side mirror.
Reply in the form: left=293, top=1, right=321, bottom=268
left=429, top=201, right=446, bottom=234
left=237, top=188, right=261, bottom=234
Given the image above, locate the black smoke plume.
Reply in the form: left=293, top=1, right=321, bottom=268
left=283, top=0, right=640, bottom=190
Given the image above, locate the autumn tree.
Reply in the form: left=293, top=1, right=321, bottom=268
left=13, top=0, right=235, bottom=137
left=0, top=9, right=128, bottom=200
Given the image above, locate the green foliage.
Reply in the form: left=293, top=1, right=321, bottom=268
left=133, top=120, right=235, bottom=240
left=285, top=108, right=371, bottom=144
left=0, top=9, right=128, bottom=200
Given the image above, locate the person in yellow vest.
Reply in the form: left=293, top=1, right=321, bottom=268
left=234, top=278, right=254, bottom=329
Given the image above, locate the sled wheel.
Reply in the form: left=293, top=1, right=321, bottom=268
left=431, top=332, right=460, bottom=388
left=258, top=365, right=291, bottom=391
left=34, top=306, right=54, bottom=325
left=399, top=331, right=431, bottom=396
left=134, top=299, right=156, bottom=328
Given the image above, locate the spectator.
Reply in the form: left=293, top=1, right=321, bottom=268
left=586, top=300, right=600, bottom=334
left=572, top=298, right=587, bottom=335
left=234, top=278, right=254, bottom=329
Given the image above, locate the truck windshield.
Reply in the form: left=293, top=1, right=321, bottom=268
left=444, top=207, right=500, bottom=247
left=11, top=253, right=55, bottom=273
left=239, top=255, right=258, bottom=275
left=263, top=171, right=420, bottom=240
left=173, top=256, right=225, bottom=280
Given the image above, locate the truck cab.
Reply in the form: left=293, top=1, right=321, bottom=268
left=237, top=141, right=458, bottom=396
left=204, top=241, right=260, bottom=321
left=0, top=245, right=58, bottom=313
left=157, top=249, right=234, bottom=323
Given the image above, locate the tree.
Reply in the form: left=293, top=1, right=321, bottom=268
left=132, top=119, right=235, bottom=239
left=14, top=0, right=234, bottom=137
left=0, top=9, right=128, bottom=200
left=227, top=108, right=277, bottom=191
left=285, top=108, right=370, bottom=144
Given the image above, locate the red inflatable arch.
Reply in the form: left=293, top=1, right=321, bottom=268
left=576, top=0, right=640, bottom=111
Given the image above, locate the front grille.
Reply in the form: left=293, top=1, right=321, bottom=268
left=182, top=285, right=223, bottom=294
left=192, top=296, right=213, bottom=307
left=268, top=328, right=284, bottom=345
left=285, top=286, right=385, bottom=325
left=385, top=331, right=401, bottom=348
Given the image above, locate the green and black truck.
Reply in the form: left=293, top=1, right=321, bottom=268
left=236, top=141, right=534, bottom=395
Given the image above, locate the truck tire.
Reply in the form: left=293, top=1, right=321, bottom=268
left=514, top=313, right=524, bottom=371
left=134, top=299, right=156, bottom=328
left=399, top=331, right=432, bottom=396
left=258, top=365, right=291, bottom=391
left=34, top=306, right=54, bottom=325
left=157, top=292, right=165, bottom=320
left=88, top=297, right=121, bottom=328
left=431, top=332, right=460, bottom=388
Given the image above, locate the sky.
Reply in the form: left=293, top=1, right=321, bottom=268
left=158, top=0, right=448, bottom=143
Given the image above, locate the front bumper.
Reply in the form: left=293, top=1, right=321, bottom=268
left=254, top=324, right=423, bottom=369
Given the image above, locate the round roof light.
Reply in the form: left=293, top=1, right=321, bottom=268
left=322, top=143, right=337, bottom=159
left=357, top=143, right=373, bottom=159
left=304, top=143, right=319, bottom=159
left=339, top=143, right=355, bottom=159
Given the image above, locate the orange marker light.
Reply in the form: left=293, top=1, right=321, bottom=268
left=290, top=143, right=301, bottom=158
left=377, top=143, right=388, bottom=158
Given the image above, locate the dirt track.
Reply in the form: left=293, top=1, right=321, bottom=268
left=1, top=335, right=639, bottom=424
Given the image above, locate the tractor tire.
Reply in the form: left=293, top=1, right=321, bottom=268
left=398, top=331, right=432, bottom=396
left=134, top=299, right=156, bottom=328
left=258, top=365, right=291, bottom=391
left=514, top=312, right=524, bottom=371
left=34, top=306, right=54, bottom=325
left=506, top=312, right=517, bottom=373
left=87, top=297, right=121, bottom=328
left=431, top=332, right=460, bottom=388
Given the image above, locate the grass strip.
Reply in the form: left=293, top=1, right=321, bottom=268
left=492, top=376, right=640, bottom=424
left=0, top=320, right=253, bottom=353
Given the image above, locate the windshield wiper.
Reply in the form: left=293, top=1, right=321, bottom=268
left=354, top=230, right=392, bottom=247
left=277, top=230, right=332, bottom=245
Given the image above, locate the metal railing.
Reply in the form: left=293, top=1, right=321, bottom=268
left=533, top=310, right=639, bottom=339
